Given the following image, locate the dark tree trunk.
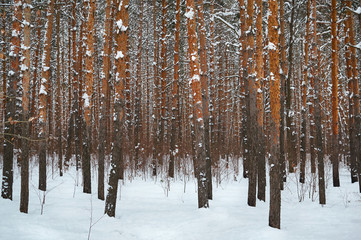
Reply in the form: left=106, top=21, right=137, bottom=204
left=300, top=111, right=306, bottom=184
left=286, top=0, right=296, bottom=176
left=314, top=75, right=325, bottom=205
left=1, top=79, right=15, bottom=200
left=20, top=115, right=30, bottom=213
left=64, top=112, right=74, bottom=169
left=82, top=122, right=92, bottom=194
left=332, top=135, right=340, bottom=187
left=39, top=140, right=47, bottom=191
left=74, top=94, right=82, bottom=171
left=98, top=114, right=106, bottom=200
left=257, top=127, right=266, bottom=202
left=104, top=100, right=123, bottom=217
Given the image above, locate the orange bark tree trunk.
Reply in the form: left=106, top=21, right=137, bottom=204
left=38, top=0, right=55, bottom=192
left=331, top=0, right=340, bottom=187
left=268, top=0, right=281, bottom=229
left=185, top=0, right=208, bottom=208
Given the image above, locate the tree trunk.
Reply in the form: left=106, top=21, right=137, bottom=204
left=38, top=0, right=55, bottom=192
left=197, top=0, right=212, bottom=200
left=105, top=0, right=129, bottom=216
left=331, top=0, right=339, bottom=187
left=239, top=0, right=248, bottom=179
left=311, top=0, right=325, bottom=205
left=245, top=0, right=257, bottom=207
left=134, top=0, right=144, bottom=170
left=186, top=0, right=208, bottom=208
left=98, top=0, right=113, bottom=201
left=345, top=0, right=358, bottom=183
left=300, top=0, right=310, bottom=184
left=268, top=0, right=281, bottom=229
left=286, top=0, right=296, bottom=176
left=55, top=6, right=63, bottom=177
left=2, top=0, right=22, bottom=201
left=279, top=0, right=287, bottom=186
left=255, top=0, right=265, bottom=202
left=20, top=0, right=31, bottom=213
left=169, top=0, right=181, bottom=179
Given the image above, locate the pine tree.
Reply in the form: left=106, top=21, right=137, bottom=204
left=268, top=0, right=281, bottom=229
left=331, top=0, right=340, bottom=187
left=185, top=0, right=208, bottom=208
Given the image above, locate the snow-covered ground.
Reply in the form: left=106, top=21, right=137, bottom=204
left=0, top=162, right=360, bottom=240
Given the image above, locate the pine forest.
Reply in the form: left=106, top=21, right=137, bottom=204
left=0, top=0, right=361, bottom=239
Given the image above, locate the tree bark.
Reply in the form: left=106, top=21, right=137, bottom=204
left=105, top=0, right=129, bottom=216
left=20, top=0, right=31, bottom=213
left=169, top=0, right=181, bottom=179
left=331, top=0, right=340, bottom=187
left=268, top=0, right=281, bottom=229
left=255, top=0, right=265, bottom=202
left=186, top=0, right=208, bottom=208
left=197, top=0, right=212, bottom=200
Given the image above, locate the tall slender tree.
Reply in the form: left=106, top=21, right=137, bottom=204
left=20, top=0, right=31, bottom=213
left=1, top=0, right=22, bottom=201
left=331, top=0, right=340, bottom=187
left=169, top=0, right=181, bottom=179
left=185, top=0, right=208, bottom=208
left=105, top=0, right=129, bottom=217
left=268, top=0, right=281, bottom=229
left=197, top=0, right=212, bottom=200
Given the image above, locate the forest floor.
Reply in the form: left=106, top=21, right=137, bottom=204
left=0, top=161, right=361, bottom=240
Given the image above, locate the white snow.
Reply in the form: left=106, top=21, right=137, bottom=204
left=353, top=7, right=361, bottom=14
left=116, top=19, right=123, bottom=30
left=192, top=74, right=200, bottom=82
left=12, top=29, right=20, bottom=37
left=354, top=42, right=361, bottom=50
left=268, top=42, right=277, bottom=51
left=0, top=164, right=360, bottom=240
left=185, top=7, right=195, bottom=20
left=21, top=43, right=30, bottom=50
left=39, top=84, right=47, bottom=95
left=116, top=19, right=128, bottom=32
left=115, top=50, right=124, bottom=59
left=20, top=64, right=28, bottom=71
left=83, top=93, right=90, bottom=108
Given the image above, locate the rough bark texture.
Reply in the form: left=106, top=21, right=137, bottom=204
left=64, top=0, right=78, bottom=170
left=331, top=0, right=340, bottom=187
left=169, top=0, right=181, bottom=179
left=286, top=0, right=296, bottom=175
left=55, top=7, right=63, bottom=177
left=38, top=0, right=55, bottom=192
left=2, top=0, right=21, bottom=201
left=81, top=0, right=96, bottom=194
left=151, top=0, right=159, bottom=176
left=134, top=0, right=143, bottom=170
left=159, top=0, right=167, bottom=158
left=246, top=0, right=257, bottom=207
left=186, top=0, right=208, bottom=208
left=98, top=0, right=113, bottom=201
left=268, top=0, right=281, bottom=229
left=311, top=0, right=325, bottom=205
left=197, top=0, right=212, bottom=200
left=279, top=0, right=287, bottom=187
left=105, top=0, right=129, bottom=216
left=345, top=0, right=358, bottom=184
left=20, top=0, right=31, bottom=213
left=300, top=0, right=310, bottom=184
left=238, top=0, right=248, bottom=179
left=255, top=0, right=265, bottom=202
